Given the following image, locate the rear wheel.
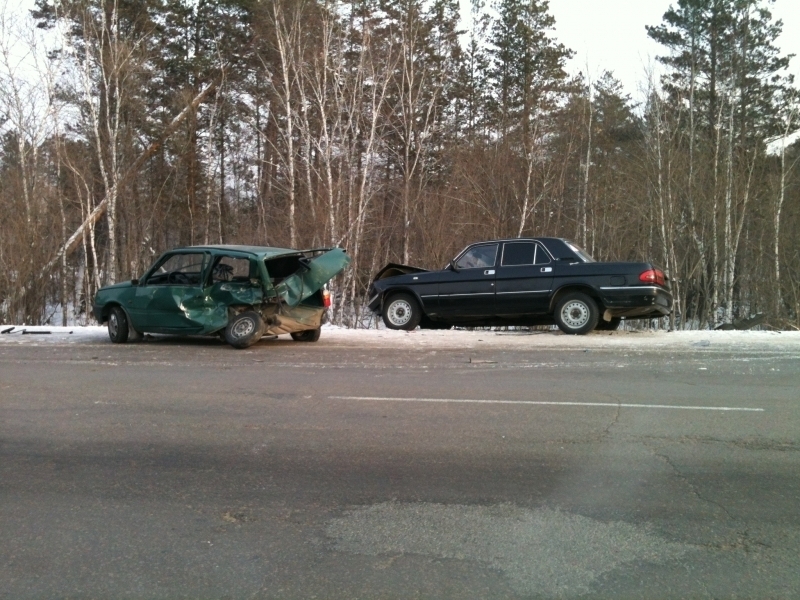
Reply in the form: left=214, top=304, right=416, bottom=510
left=596, top=317, right=622, bottom=331
left=382, top=293, right=422, bottom=331
left=225, top=311, right=264, bottom=349
left=291, top=328, right=321, bottom=342
left=554, top=293, right=599, bottom=335
left=107, top=306, right=129, bottom=343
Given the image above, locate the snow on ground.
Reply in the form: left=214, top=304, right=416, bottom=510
left=2, top=323, right=800, bottom=353
left=322, top=326, right=800, bottom=353
left=0, top=325, right=108, bottom=345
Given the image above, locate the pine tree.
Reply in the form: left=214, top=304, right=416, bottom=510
left=487, top=0, right=572, bottom=138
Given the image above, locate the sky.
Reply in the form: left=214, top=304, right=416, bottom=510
left=3, top=0, right=799, bottom=106
left=544, top=0, right=800, bottom=103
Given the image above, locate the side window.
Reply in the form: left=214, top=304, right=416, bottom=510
left=211, top=256, right=251, bottom=283
left=147, top=253, right=207, bottom=286
left=501, top=242, right=536, bottom=266
left=533, top=244, right=551, bottom=265
left=456, top=244, right=499, bottom=269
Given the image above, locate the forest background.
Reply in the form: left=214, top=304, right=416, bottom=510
left=1, top=0, right=798, bottom=330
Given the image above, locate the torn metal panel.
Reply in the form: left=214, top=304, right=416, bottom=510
left=272, top=248, right=351, bottom=307
left=266, top=305, right=324, bottom=336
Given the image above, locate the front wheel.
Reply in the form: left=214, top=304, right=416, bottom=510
left=382, top=293, right=422, bottom=331
left=225, top=310, right=264, bottom=349
left=554, top=293, right=599, bottom=335
left=108, top=306, right=129, bottom=343
left=291, top=328, right=321, bottom=342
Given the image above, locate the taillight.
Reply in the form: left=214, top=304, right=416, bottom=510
left=322, top=289, right=332, bottom=308
left=639, top=269, right=665, bottom=286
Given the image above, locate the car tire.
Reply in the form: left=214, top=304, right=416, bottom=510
left=224, top=310, right=264, bottom=349
left=554, top=292, right=599, bottom=335
left=291, top=328, right=321, bottom=342
left=596, top=317, right=622, bottom=331
left=107, top=306, right=129, bottom=343
left=382, top=293, right=422, bottom=331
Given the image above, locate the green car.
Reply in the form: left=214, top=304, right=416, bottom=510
left=93, top=245, right=351, bottom=349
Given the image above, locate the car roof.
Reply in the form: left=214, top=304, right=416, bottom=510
left=172, top=245, right=308, bottom=259
left=466, top=237, right=564, bottom=244
left=458, top=237, right=575, bottom=258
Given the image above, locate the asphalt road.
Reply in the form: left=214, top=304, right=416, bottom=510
left=2, top=331, right=799, bottom=599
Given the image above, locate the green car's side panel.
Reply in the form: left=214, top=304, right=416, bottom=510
left=127, top=254, right=264, bottom=334
left=272, top=248, right=351, bottom=307
left=129, top=284, right=205, bottom=332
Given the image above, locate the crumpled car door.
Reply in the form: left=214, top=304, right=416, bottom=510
left=272, top=248, right=351, bottom=307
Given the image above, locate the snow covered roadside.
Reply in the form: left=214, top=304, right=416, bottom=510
left=321, top=326, right=800, bottom=353
left=2, top=323, right=800, bottom=353
left=0, top=325, right=108, bottom=344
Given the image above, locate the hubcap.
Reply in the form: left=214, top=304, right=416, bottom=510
left=232, top=317, right=255, bottom=338
left=561, top=301, right=590, bottom=329
left=109, top=313, right=119, bottom=337
left=387, top=299, right=412, bottom=327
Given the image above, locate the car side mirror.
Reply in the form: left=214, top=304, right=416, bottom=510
left=131, top=278, right=139, bottom=286
left=449, top=260, right=460, bottom=273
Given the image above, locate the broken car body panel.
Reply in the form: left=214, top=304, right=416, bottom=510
left=272, top=247, right=351, bottom=307
left=372, top=263, right=430, bottom=281
left=93, top=245, right=350, bottom=342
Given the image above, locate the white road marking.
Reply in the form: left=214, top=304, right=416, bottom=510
left=329, top=396, right=764, bottom=412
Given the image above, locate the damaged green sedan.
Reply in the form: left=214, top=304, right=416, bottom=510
left=93, top=245, right=350, bottom=348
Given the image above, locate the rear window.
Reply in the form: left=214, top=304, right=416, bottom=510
left=564, top=241, right=595, bottom=263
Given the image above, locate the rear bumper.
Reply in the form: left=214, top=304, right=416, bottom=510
left=599, top=286, right=672, bottom=319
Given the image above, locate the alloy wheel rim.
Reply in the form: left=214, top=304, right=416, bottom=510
left=109, top=313, right=118, bottom=337
left=388, top=300, right=412, bottom=326
left=561, top=301, right=590, bottom=328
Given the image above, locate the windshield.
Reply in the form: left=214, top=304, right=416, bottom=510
left=564, top=241, right=595, bottom=263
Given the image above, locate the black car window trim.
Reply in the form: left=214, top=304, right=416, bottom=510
left=533, top=243, right=552, bottom=265
left=534, top=241, right=557, bottom=263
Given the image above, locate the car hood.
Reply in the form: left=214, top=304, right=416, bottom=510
left=371, top=262, right=429, bottom=282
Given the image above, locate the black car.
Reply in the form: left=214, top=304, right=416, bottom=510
left=367, top=238, right=673, bottom=335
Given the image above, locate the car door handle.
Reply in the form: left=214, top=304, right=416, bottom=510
left=541, top=267, right=552, bottom=273
left=484, top=269, right=495, bottom=275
